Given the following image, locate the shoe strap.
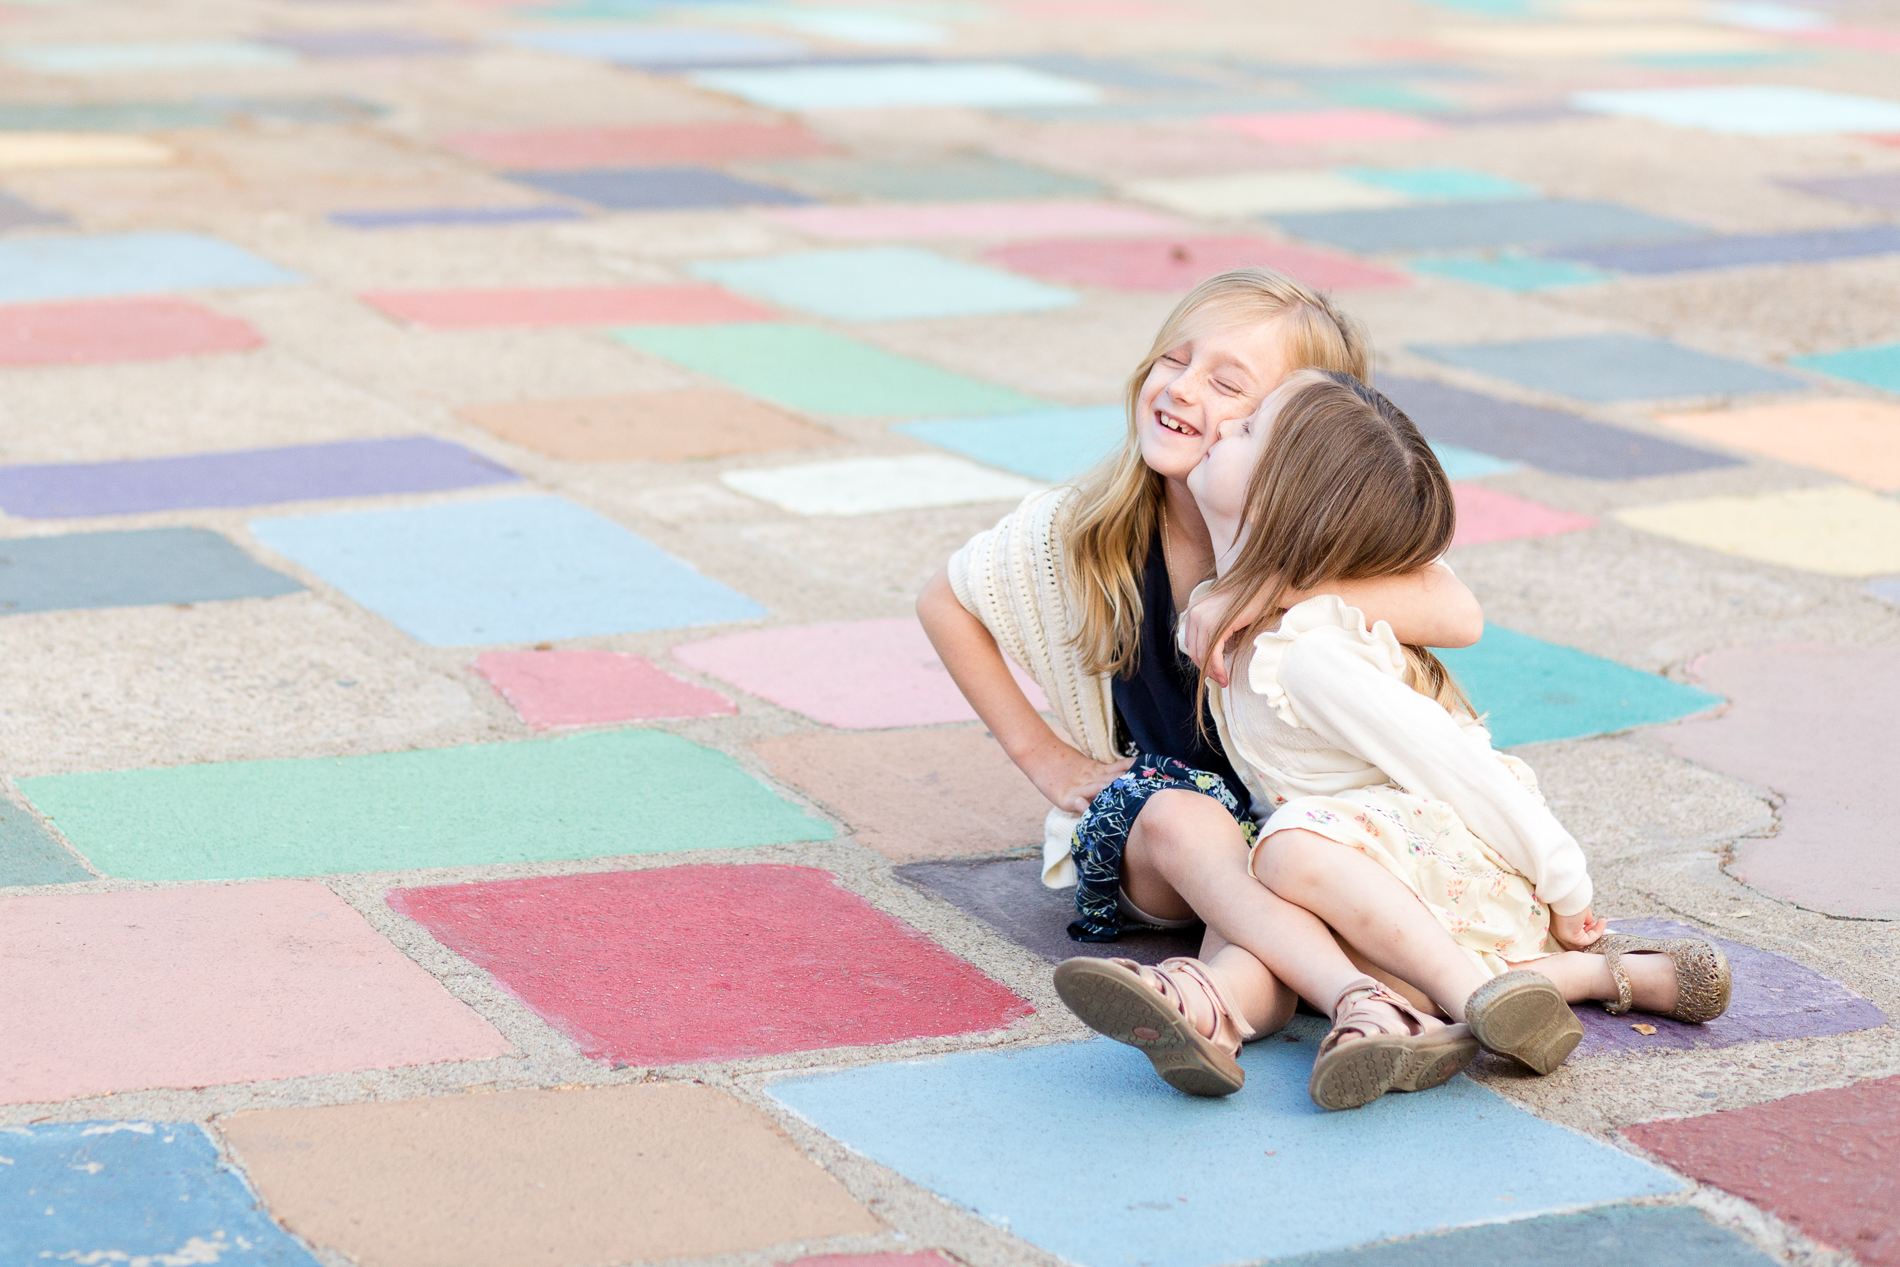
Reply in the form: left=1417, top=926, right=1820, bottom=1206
left=1158, top=956, right=1259, bottom=1043
left=1591, top=936, right=1635, bottom=1015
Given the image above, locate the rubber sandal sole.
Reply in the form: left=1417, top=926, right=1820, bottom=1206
left=1053, top=957, right=1244, bottom=1097
left=1309, top=1025, right=1480, bottom=1111
left=1466, top=972, right=1583, bottom=1075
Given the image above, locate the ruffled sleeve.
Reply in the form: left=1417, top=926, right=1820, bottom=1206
left=1247, top=595, right=1409, bottom=729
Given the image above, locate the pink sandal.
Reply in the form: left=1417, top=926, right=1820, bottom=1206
left=1309, top=978, right=1479, bottom=1111
left=1053, top=956, right=1255, bottom=1097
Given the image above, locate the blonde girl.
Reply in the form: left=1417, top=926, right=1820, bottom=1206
left=1182, top=368, right=1732, bottom=1105
left=919, top=268, right=1484, bottom=1100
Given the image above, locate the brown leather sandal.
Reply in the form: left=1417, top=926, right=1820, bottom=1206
left=1053, top=956, right=1254, bottom=1097
left=1464, top=969, right=1583, bottom=1075
left=1308, top=978, right=1480, bottom=1112
left=1584, top=932, right=1732, bottom=1023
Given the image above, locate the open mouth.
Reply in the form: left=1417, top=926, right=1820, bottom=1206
left=1155, top=410, right=1199, bottom=438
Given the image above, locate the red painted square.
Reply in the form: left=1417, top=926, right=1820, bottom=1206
left=0, top=297, right=263, bottom=366
left=1452, top=483, right=1596, bottom=545
left=388, top=865, right=1033, bottom=1065
left=474, top=649, right=736, bottom=730
left=361, top=285, right=777, bottom=330
left=982, top=235, right=1407, bottom=293
left=1625, top=1076, right=1900, bottom=1266
left=1208, top=110, right=1446, bottom=145
left=440, top=122, right=837, bottom=170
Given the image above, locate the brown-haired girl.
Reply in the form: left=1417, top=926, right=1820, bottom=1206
left=1179, top=368, right=1733, bottom=1107
left=919, top=269, right=1484, bottom=1100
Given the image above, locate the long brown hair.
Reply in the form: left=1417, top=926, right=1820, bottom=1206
left=1198, top=368, right=1475, bottom=720
left=1063, top=269, right=1370, bottom=679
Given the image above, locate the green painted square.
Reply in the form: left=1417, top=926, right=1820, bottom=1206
left=0, top=799, right=90, bottom=886
left=1440, top=625, right=1722, bottom=748
left=613, top=323, right=1046, bottom=418
left=1339, top=166, right=1540, bottom=202
left=18, top=730, right=832, bottom=882
left=1318, top=84, right=1455, bottom=112
left=1409, top=252, right=1612, bottom=291
left=737, top=155, right=1100, bottom=202
left=1790, top=343, right=1900, bottom=394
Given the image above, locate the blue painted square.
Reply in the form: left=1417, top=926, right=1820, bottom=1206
left=503, top=25, right=809, bottom=67
left=690, top=62, right=1101, bottom=110
left=1408, top=335, right=1807, bottom=403
left=1, top=527, right=304, bottom=616
left=1268, top=200, right=1698, bottom=255
left=329, top=205, right=584, bottom=229
left=1274, top=1205, right=1777, bottom=1266
left=2, top=40, right=299, bottom=73
left=768, top=1036, right=1681, bottom=1267
left=1431, top=442, right=1520, bottom=480
left=1317, top=83, right=1456, bottom=111
left=1548, top=225, right=1900, bottom=275
left=1010, top=53, right=1217, bottom=93
left=0, top=1121, right=319, bottom=1265
left=1790, top=342, right=1900, bottom=394
left=1409, top=252, right=1611, bottom=291
left=1440, top=625, right=1722, bottom=747
left=506, top=166, right=815, bottom=210
left=0, top=232, right=302, bottom=304
left=1337, top=166, right=1540, bottom=202
left=690, top=247, right=1076, bottom=321
left=248, top=495, right=766, bottom=645
left=897, top=406, right=1124, bottom=481
left=1, top=798, right=89, bottom=885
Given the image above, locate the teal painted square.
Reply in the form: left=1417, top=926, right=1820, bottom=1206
left=20, top=729, right=832, bottom=882
left=1339, top=166, right=1540, bottom=202
left=2, top=40, right=298, bottom=73
left=0, top=799, right=89, bottom=886
left=1439, top=625, right=1722, bottom=747
left=769, top=1034, right=1681, bottom=1267
left=739, top=155, right=1100, bottom=202
left=1431, top=441, right=1520, bottom=479
left=1409, top=253, right=1612, bottom=291
left=1274, top=1205, right=1776, bottom=1266
left=0, top=232, right=301, bottom=304
left=614, top=322, right=1046, bottom=417
left=1790, top=343, right=1900, bottom=394
left=0, top=527, right=304, bottom=616
left=1318, top=84, right=1456, bottom=111
left=896, top=406, right=1124, bottom=481
left=0, top=1122, right=317, bottom=1265
left=691, top=247, right=1076, bottom=321
left=250, top=495, right=764, bottom=646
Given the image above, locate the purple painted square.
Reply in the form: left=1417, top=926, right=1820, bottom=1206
left=1572, top=918, right=1885, bottom=1058
left=1781, top=171, right=1900, bottom=212
left=260, top=28, right=466, bottom=57
left=1547, top=225, right=1900, bottom=275
left=328, top=206, right=583, bottom=229
left=0, top=191, right=70, bottom=232
left=506, top=167, right=816, bottom=211
left=0, top=436, right=519, bottom=519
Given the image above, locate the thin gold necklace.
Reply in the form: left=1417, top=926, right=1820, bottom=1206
left=1158, top=497, right=1174, bottom=582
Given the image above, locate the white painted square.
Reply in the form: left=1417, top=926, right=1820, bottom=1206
left=691, top=62, right=1101, bottom=110
left=1572, top=85, right=1900, bottom=136
left=1121, top=171, right=1411, bottom=217
left=721, top=454, right=1045, bottom=515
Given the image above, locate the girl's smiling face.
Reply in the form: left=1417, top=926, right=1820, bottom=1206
left=1135, top=316, right=1291, bottom=483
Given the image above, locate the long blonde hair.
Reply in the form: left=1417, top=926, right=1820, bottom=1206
left=1063, top=268, right=1370, bottom=679
left=1198, top=369, right=1474, bottom=721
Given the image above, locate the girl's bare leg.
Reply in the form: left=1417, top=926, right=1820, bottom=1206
left=1196, top=928, right=1300, bottom=1038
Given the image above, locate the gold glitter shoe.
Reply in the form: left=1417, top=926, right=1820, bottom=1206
left=1585, top=932, right=1732, bottom=1023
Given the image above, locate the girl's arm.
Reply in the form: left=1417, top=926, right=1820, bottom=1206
left=918, top=566, right=1133, bottom=813
left=1183, top=562, right=1482, bottom=686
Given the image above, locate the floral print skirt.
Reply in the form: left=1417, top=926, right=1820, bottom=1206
left=1256, top=754, right=1556, bottom=975
left=1067, top=752, right=1255, bottom=942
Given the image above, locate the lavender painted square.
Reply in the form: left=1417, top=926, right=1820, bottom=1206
left=0, top=191, right=69, bottom=232
left=260, top=29, right=466, bottom=57
left=1572, top=919, right=1886, bottom=1058
left=1782, top=171, right=1900, bottom=212
left=505, top=167, right=815, bottom=210
left=1408, top=335, right=1806, bottom=403
left=0, top=437, right=519, bottom=519
left=328, top=206, right=583, bottom=229
left=1547, top=225, right=1900, bottom=275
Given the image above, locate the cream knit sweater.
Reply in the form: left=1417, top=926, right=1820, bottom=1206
left=948, top=487, right=1117, bottom=889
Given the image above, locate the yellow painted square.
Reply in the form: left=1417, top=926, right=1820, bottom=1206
left=1439, top=24, right=1773, bottom=58
left=0, top=133, right=173, bottom=170
left=1121, top=170, right=1408, bottom=217
left=1655, top=399, right=1900, bottom=492
left=1616, top=485, right=1900, bottom=576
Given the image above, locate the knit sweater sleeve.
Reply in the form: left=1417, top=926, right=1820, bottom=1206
left=1255, top=597, right=1594, bottom=917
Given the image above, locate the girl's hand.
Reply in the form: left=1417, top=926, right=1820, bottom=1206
left=1181, top=587, right=1271, bottom=686
left=1550, top=907, right=1607, bottom=950
left=1027, top=744, right=1135, bottom=815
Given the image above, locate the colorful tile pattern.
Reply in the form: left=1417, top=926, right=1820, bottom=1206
left=1208, top=108, right=1445, bottom=144
left=362, top=284, right=775, bottom=330
left=896, top=405, right=1124, bottom=481
left=674, top=617, right=1048, bottom=728
left=462, top=388, right=838, bottom=461
left=1782, top=170, right=1900, bottom=212
left=740, top=155, right=1102, bottom=201
left=1550, top=225, right=1900, bottom=275
left=1654, top=398, right=1900, bottom=490
left=690, top=246, right=1078, bottom=320
left=0, top=232, right=302, bottom=303
left=691, top=63, right=1102, bottom=110
left=0, top=798, right=90, bottom=885
left=389, top=865, right=1032, bottom=1064
left=505, top=166, right=818, bottom=210
left=443, top=121, right=835, bottom=169
left=20, top=730, right=829, bottom=882
left=894, top=856, right=1202, bottom=964
left=764, top=200, right=1182, bottom=241
left=722, top=453, right=1046, bottom=515
left=1572, top=85, right=1900, bottom=135
left=1409, top=334, right=1806, bottom=402
left=260, top=28, right=466, bottom=57
left=1615, top=486, right=1900, bottom=576
left=1271, top=200, right=1699, bottom=254
left=1451, top=483, right=1596, bottom=545
left=0, top=189, right=70, bottom=230
left=1269, top=1206, right=1777, bottom=1267
left=0, top=527, right=303, bottom=615
left=0, top=296, right=262, bottom=365
left=474, top=649, right=736, bottom=729
left=1791, top=342, right=1900, bottom=394
left=503, top=26, right=810, bottom=66
left=249, top=496, right=766, bottom=644
left=983, top=235, right=1408, bottom=291
left=329, top=205, right=583, bottom=229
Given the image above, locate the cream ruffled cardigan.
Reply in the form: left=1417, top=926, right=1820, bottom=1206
left=947, top=487, right=1118, bottom=889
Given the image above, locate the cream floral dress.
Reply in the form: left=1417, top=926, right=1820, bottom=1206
left=1199, top=594, right=1594, bottom=977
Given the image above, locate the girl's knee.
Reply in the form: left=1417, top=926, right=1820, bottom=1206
left=1134, top=789, right=1244, bottom=865
left=1254, top=827, right=1337, bottom=891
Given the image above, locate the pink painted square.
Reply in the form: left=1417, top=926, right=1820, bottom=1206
left=0, top=880, right=509, bottom=1105
left=0, top=297, right=263, bottom=366
left=671, top=617, right=1047, bottom=729
left=388, top=865, right=1033, bottom=1065
left=361, top=285, right=776, bottom=331
left=762, top=200, right=1186, bottom=242
left=475, top=649, right=736, bottom=730
left=1452, top=483, right=1597, bottom=546
left=440, top=122, right=836, bottom=170
left=1208, top=110, right=1446, bottom=146
left=983, top=235, right=1407, bottom=292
